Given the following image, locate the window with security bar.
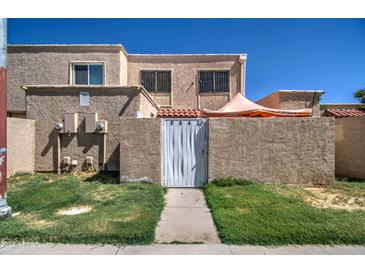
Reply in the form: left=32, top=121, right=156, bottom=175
left=198, top=71, right=229, bottom=93
left=141, top=71, right=171, bottom=93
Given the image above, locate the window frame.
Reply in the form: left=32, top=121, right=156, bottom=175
left=140, top=69, right=172, bottom=94
left=70, top=61, right=106, bottom=86
left=198, top=70, right=230, bottom=94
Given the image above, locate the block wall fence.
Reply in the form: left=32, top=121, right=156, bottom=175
left=7, top=117, right=35, bottom=177
left=120, top=117, right=336, bottom=185
left=6, top=115, right=336, bottom=185
left=208, top=118, right=335, bottom=185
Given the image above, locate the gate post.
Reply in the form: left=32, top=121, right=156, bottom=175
left=0, top=18, right=11, bottom=218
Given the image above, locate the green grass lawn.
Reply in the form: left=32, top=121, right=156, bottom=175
left=0, top=173, right=165, bottom=245
left=204, top=178, right=365, bottom=245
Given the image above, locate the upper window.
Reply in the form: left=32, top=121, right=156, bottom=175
left=73, top=63, right=104, bottom=85
left=141, top=70, right=171, bottom=93
left=198, top=71, right=229, bottom=93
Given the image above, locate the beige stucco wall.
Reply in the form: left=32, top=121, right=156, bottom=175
left=335, top=117, right=365, bottom=180
left=255, top=92, right=280, bottom=109
left=256, top=90, right=323, bottom=117
left=7, top=117, right=35, bottom=177
left=127, top=54, right=245, bottom=110
left=25, top=86, right=157, bottom=172
left=199, top=93, right=230, bottom=110
left=8, top=45, right=246, bottom=114
left=208, top=118, right=335, bottom=185
left=139, top=90, right=159, bottom=118
left=120, top=51, right=128, bottom=86
left=8, top=45, right=127, bottom=112
left=120, top=118, right=161, bottom=183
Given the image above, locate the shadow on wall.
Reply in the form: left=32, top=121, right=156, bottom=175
left=41, top=129, right=59, bottom=171
left=194, top=121, right=208, bottom=186
left=119, top=93, right=137, bottom=117
left=75, top=119, right=99, bottom=153
left=106, top=143, right=120, bottom=171
left=41, top=119, right=112, bottom=172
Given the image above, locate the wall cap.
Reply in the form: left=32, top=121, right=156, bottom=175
left=8, top=44, right=249, bottom=60
left=320, top=103, right=364, bottom=110
left=274, top=90, right=325, bottom=94
left=8, top=44, right=129, bottom=56
left=22, top=84, right=160, bottom=110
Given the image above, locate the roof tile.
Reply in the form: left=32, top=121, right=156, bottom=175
left=326, top=108, right=365, bottom=118
left=157, top=108, right=201, bottom=118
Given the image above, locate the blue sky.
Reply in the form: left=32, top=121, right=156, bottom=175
left=7, top=18, right=365, bottom=103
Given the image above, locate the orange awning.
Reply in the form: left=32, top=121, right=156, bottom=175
left=202, top=93, right=312, bottom=118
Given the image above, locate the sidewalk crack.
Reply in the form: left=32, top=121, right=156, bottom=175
left=115, top=246, right=121, bottom=255
left=228, top=245, right=233, bottom=255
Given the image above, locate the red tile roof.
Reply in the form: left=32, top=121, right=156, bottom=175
left=157, top=108, right=201, bottom=118
left=326, top=108, right=365, bottom=118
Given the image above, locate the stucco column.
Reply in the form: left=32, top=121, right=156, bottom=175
left=238, top=54, right=247, bottom=96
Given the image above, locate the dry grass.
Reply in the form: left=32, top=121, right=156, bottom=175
left=303, top=186, right=364, bottom=211
left=56, top=206, right=93, bottom=216
left=266, top=182, right=365, bottom=212
left=88, top=221, right=110, bottom=233
left=15, top=213, right=56, bottom=228
left=0, top=172, right=165, bottom=245
left=236, top=207, right=248, bottom=214
left=204, top=178, right=365, bottom=245
left=119, top=209, right=142, bottom=222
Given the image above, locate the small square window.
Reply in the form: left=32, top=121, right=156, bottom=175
left=73, top=63, right=104, bottom=85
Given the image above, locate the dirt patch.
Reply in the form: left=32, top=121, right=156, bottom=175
left=16, top=213, right=56, bottom=228
left=56, top=206, right=92, bottom=216
left=268, top=184, right=365, bottom=212
left=304, top=187, right=365, bottom=211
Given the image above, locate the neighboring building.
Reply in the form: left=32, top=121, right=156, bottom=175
left=256, top=90, right=323, bottom=117
left=321, top=103, right=365, bottom=180
left=7, top=44, right=247, bottom=117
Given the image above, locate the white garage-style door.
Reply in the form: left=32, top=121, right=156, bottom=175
left=162, top=119, right=208, bottom=187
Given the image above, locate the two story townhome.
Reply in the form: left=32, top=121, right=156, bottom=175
left=7, top=44, right=247, bottom=118
left=7, top=44, right=329, bottom=187
left=6, top=44, right=248, bottom=178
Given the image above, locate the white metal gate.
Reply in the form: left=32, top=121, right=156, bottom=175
left=162, top=119, right=208, bottom=187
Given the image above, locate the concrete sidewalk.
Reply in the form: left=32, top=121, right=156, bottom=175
left=155, top=188, right=220, bottom=244
left=0, top=243, right=364, bottom=255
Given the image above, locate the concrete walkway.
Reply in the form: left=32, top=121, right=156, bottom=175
left=155, top=188, right=220, bottom=244
left=0, top=243, right=364, bottom=255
